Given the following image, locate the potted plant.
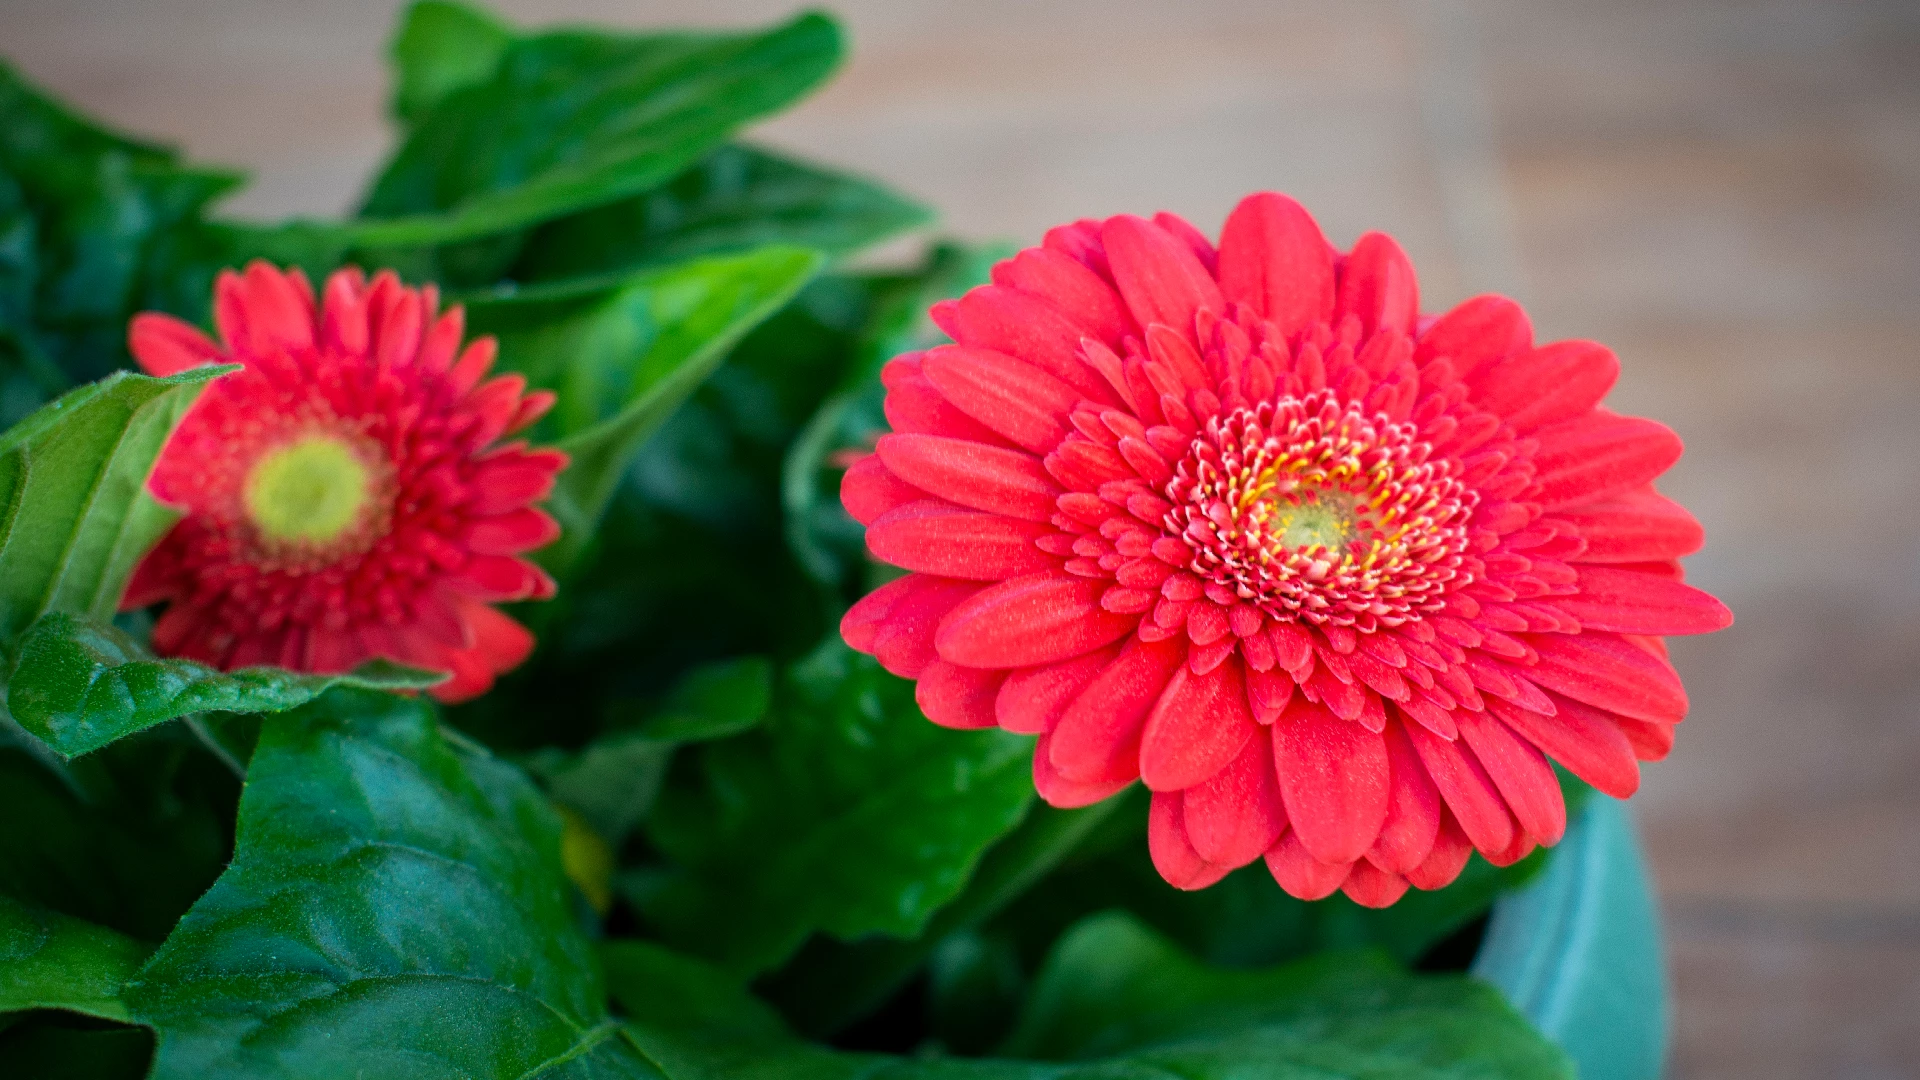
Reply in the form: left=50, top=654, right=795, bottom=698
left=0, top=5, right=1723, bottom=1078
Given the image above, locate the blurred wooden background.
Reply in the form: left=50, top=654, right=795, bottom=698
left=4, top=0, right=1917, bottom=1075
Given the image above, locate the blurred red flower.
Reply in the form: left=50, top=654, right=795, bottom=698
left=124, top=262, right=566, bottom=703
left=841, top=193, right=1731, bottom=906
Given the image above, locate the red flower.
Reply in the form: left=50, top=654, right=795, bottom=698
left=123, top=262, right=566, bottom=703
left=841, top=194, right=1731, bottom=906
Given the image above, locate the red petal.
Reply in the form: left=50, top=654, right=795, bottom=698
left=841, top=455, right=927, bottom=526
left=464, top=508, right=560, bottom=555
left=1489, top=695, right=1641, bottom=799
left=1471, top=340, right=1618, bottom=433
left=866, top=502, right=1057, bottom=580
left=996, top=646, right=1118, bottom=734
left=1101, top=215, right=1224, bottom=341
left=1614, top=714, right=1677, bottom=761
left=447, top=554, right=547, bottom=602
left=991, top=247, right=1134, bottom=344
left=1139, top=660, right=1259, bottom=791
left=1533, top=412, right=1684, bottom=509
left=876, top=434, right=1059, bottom=522
left=128, top=313, right=225, bottom=376
left=1181, top=734, right=1287, bottom=869
left=1458, top=709, right=1566, bottom=846
left=1527, top=632, right=1688, bottom=723
left=1263, top=830, right=1351, bottom=900
left=841, top=574, right=979, bottom=678
left=457, top=597, right=535, bottom=672
left=1413, top=294, right=1532, bottom=380
left=1368, top=718, right=1442, bottom=874
left=1333, top=232, right=1418, bottom=338
left=1558, top=565, right=1732, bottom=636
left=1215, top=192, right=1336, bottom=337
left=947, top=286, right=1117, bottom=404
left=916, top=660, right=1007, bottom=729
left=1272, top=699, right=1391, bottom=865
left=1404, top=814, right=1473, bottom=890
left=470, top=446, right=565, bottom=514
left=936, top=573, right=1138, bottom=668
left=1548, top=487, right=1704, bottom=563
left=1049, top=635, right=1185, bottom=783
left=921, top=346, right=1079, bottom=453
left=1033, top=732, right=1133, bottom=808
left=1341, top=859, right=1412, bottom=908
left=1149, top=791, right=1232, bottom=890
left=884, top=357, right=1014, bottom=443
left=1403, top=722, right=1515, bottom=855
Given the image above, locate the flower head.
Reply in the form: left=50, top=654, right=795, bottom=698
left=840, top=194, right=1731, bottom=906
left=124, top=261, right=566, bottom=702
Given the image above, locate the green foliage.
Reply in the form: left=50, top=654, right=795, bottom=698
left=0, top=721, right=238, bottom=942
left=526, top=656, right=771, bottom=846
left=467, top=245, right=823, bottom=568
left=607, top=917, right=1571, bottom=1079
left=356, top=11, right=843, bottom=251
left=0, top=367, right=221, bottom=655
left=633, top=640, right=1038, bottom=977
left=124, top=688, right=658, bottom=1079
left=514, top=144, right=931, bottom=282
left=5, top=612, right=445, bottom=758
left=0, top=63, right=240, bottom=398
left=0, top=892, right=150, bottom=1022
left=388, top=1, right=515, bottom=127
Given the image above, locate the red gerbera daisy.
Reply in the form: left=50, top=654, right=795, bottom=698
left=840, top=193, right=1731, bottom=907
left=123, top=261, right=566, bottom=703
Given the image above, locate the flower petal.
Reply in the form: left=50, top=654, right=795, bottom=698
left=1101, top=215, right=1224, bottom=341
left=921, top=346, right=1079, bottom=453
left=1527, top=631, right=1689, bottom=723
left=996, top=646, right=1118, bottom=734
left=1272, top=698, right=1391, bottom=865
left=1368, top=718, right=1442, bottom=874
left=1403, top=721, right=1516, bottom=855
left=1050, top=635, right=1186, bottom=783
left=1139, top=660, right=1259, bottom=791
left=1181, top=734, right=1287, bottom=869
left=1558, top=565, right=1733, bottom=635
left=936, top=573, right=1139, bottom=668
left=1333, top=232, right=1418, bottom=338
left=916, top=660, right=1007, bottom=729
left=1149, top=791, right=1232, bottom=890
left=128, top=313, right=225, bottom=376
left=1263, top=829, right=1351, bottom=900
left=1457, top=708, right=1565, bottom=846
left=1413, top=294, right=1532, bottom=380
left=1216, top=192, right=1336, bottom=337
left=1033, top=732, right=1134, bottom=808
left=1533, top=412, right=1685, bottom=509
left=1489, top=694, right=1641, bottom=799
left=866, top=502, right=1057, bottom=580
left=1472, top=339, right=1618, bottom=433
left=876, top=433, right=1060, bottom=521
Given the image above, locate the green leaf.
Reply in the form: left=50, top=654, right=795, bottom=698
left=0, top=892, right=150, bottom=1022
left=0, top=367, right=224, bottom=653
left=1472, top=796, right=1668, bottom=1080
left=123, top=687, right=658, bottom=1078
left=4, top=611, right=445, bottom=758
left=512, top=144, right=930, bottom=282
left=0, top=721, right=237, bottom=942
left=466, top=246, right=822, bottom=570
left=761, top=798, right=1127, bottom=1038
left=632, top=639, right=1037, bottom=977
left=998, top=911, right=1572, bottom=1076
left=389, top=1, right=514, bottom=127
left=354, top=12, right=845, bottom=249
left=525, top=656, right=771, bottom=844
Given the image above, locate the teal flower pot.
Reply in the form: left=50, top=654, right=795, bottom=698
left=1476, top=797, right=1670, bottom=1080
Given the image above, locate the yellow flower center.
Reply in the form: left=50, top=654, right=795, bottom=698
left=1263, top=489, right=1358, bottom=554
left=244, top=435, right=372, bottom=545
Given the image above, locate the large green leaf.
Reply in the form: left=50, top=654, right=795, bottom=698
left=632, top=639, right=1037, bottom=977
left=0, top=367, right=223, bottom=655
left=525, top=655, right=771, bottom=846
left=354, top=11, right=844, bottom=249
left=4, top=612, right=445, bottom=758
left=606, top=917, right=1571, bottom=1079
left=388, top=1, right=515, bottom=127
left=0, top=892, right=150, bottom=1022
left=512, top=144, right=930, bottom=282
left=997, top=912, right=1572, bottom=1075
left=123, top=687, right=657, bottom=1079
left=465, top=246, right=821, bottom=570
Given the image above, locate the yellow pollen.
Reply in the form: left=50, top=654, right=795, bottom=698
left=244, top=435, right=372, bottom=545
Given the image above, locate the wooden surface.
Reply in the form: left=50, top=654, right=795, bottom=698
left=5, top=0, right=1918, bottom=1075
